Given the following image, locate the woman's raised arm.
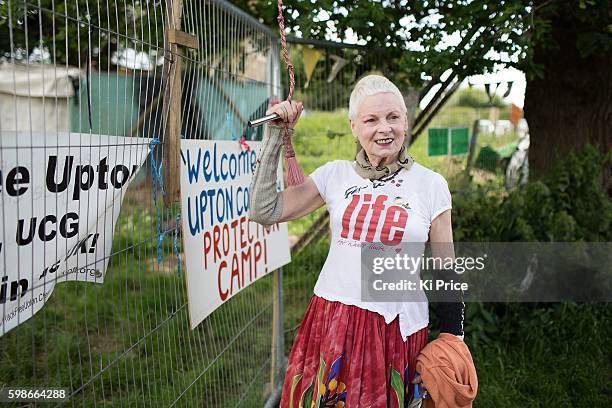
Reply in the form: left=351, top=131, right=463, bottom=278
left=277, top=177, right=325, bottom=223
left=248, top=100, right=325, bottom=226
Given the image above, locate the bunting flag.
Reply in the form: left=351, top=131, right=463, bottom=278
left=510, top=103, right=523, bottom=126
left=327, top=55, right=349, bottom=83
left=503, top=81, right=514, bottom=98
left=354, top=63, right=371, bottom=81
left=485, top=82, right=499, bottom=104
left=302, top=47, right=323, bottom=88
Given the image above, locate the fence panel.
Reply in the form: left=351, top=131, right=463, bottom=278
left=0, top=1, right=522, bottom=406
left=0, top=0, right=280, bottom=406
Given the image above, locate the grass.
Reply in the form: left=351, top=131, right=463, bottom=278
left=1, top=260, right=273, bottom=406
left=0, top=258, right=274, bottom=407
left=471, top=304, right=611, bottom=407
left=282, top=236, right=612, bottom=407
left=0, top=194, right=274, bottom=407
left=282, top=106, right=610, bottom=406
left=3, top=104, right=605, bottom=407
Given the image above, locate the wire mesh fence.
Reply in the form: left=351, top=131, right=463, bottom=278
left=1, top=0, right=282, bottom=406
left=0, top=0, right=525, bottom=406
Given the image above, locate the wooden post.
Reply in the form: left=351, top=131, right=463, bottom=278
left=162, top=0, right=198, bottom=206
left=463, top=119, right=480, bottom=178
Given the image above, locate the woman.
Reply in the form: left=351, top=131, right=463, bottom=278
left=249, top=75, right=464, bottom=408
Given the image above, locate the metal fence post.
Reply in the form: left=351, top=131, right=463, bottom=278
left=270, top=266, right=285, bottom=388
left=265, top=265, right=285, bottom=406
left=271, top=40, right=285, bottom=386
left=266, top=40, right=286, bottom=405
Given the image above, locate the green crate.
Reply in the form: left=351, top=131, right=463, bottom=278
left=451, top=127, right=469, bottom=155
left=428, top=128, right=449, bottom=156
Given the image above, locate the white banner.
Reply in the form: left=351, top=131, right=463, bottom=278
left=0, top=132, right=150, bottom=336
left=180, top=140, right=291, bottom=329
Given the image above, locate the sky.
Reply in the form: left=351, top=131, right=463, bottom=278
left=419, top=67, right=527, bottom=110
left=104, top=7, right=528, bottom=111
left=465, top=68, right=526, bottom=109
left=321, top=11, right=527, bottom=110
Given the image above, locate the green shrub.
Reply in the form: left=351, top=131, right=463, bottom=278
left=446, top=145, right=611, bottom=364
left=453, top=145, right=612, bottom=242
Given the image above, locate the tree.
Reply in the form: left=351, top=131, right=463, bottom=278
left=236, top=0, right=611, bottom=177
left=522, top=0, right=611, bottom=177
left=3, top=0, right=609, bottom=177
left=0, top=0, right=275, bottom=72
left=0, top=0, right=165, bottom=68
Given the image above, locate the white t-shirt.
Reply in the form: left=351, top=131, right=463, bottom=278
left=309, top=160, right=452, bottom=340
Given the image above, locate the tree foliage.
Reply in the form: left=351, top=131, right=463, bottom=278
left=4, top=0, right=608, bottom=82
left=235, top=0, right=611, bottom=88
left=453, top=145, right=612, bottom=242
left=0, top=0, right=166, bottom=67
left=0, top=0, right=286, bottom=73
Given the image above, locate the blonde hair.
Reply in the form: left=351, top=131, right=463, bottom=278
left=348, top=75, right=407, bottom=120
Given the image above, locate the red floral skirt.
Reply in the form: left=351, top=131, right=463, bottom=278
left=280, top=295, right=429, bottom=408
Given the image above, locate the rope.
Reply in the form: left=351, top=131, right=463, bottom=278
left=276, top=0, right=295, bottom=101
left=149, top=138, right=166, bottom=265
left=276, top=0, right=298, bottom=161
left=173, top=213, right=181, bottom=278
left=149, top=139, right=183, bottom=278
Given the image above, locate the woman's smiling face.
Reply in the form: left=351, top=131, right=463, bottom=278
left=350, top=92, right=407, bottom=168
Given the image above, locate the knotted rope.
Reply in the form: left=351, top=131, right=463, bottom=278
left=277, top=0, right=304, bottom=185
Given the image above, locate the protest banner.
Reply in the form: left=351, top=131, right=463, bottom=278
left=0, top=132, right=150, bottom=336
left=180, top=140, right=291, bottom=329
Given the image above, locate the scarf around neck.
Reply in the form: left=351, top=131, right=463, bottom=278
left=354, top=145, right=414, bottom=180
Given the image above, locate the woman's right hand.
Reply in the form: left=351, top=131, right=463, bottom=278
left=266, top=100, right=303, bottom=128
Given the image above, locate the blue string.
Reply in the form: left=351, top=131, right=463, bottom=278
left=149, top=138, right=165, bottom=265
left=149, top=138, right=165, bottom=195
left=174, top=213, right=181, bottom=278
left=150, top=138, right=183, bottom=278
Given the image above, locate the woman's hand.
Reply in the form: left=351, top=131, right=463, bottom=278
left=411, top=373, right=429, bottom=399
left=266, top=100, right=303, bottom=128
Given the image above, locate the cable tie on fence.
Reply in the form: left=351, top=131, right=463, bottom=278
left=238, top=136, right=251, bottom=152
left=149, top=138, right=166, bottom=265
left=174, top=213, right=181, bottom=278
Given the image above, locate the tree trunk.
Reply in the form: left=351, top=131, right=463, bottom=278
left=403, top=86, right=420, bottom=147
left=524, top=2, right=612, bottom=180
